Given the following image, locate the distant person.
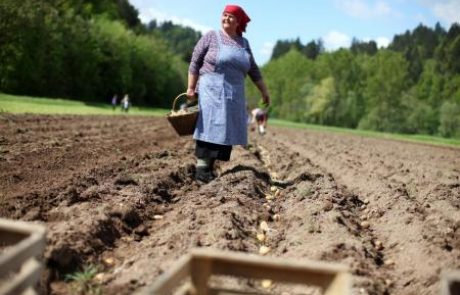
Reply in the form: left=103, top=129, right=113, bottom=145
left=251, top=108, right=268, bottom=135
left=111, top=94, right=118, bottom=110
left=186, top=4, right=270, bottom=183
left=121, top=94, right=130, bottom=113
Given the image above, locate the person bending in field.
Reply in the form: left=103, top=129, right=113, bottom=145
left=251, top=107, right=268, bottom=135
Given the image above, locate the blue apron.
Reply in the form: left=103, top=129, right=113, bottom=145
left=193, top=30, right=251, bottom=146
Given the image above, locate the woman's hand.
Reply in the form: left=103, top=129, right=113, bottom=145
left=186, top=88, right=195, bottom=98
left=187, top=73, right=199, bottom=101
left=254, top=79, right=270, bottom=107
left=186, top=87, right=198, bottom=102
left=262, top=92, right=270, bottom=107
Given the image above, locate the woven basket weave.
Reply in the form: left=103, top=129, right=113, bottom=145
left=166, top=93, right=199, bottom=136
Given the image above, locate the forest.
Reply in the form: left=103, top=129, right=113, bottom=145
left=246, top=23, right=460, bottom=138
left=0, top=0, right=459, bottom=138
left=0, top=0, right=193, bottom=107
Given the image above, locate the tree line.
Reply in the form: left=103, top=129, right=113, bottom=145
left=0, top=0, right=199, bottom=107
left=0, top=1, right=458, bottom=138
left=247, top=22, right=460, bottom=138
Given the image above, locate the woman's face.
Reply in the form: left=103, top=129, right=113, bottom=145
left=221, top=12, right=239, bottom=34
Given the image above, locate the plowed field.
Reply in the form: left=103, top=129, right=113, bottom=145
left=1, top=114, right=459, bottom=295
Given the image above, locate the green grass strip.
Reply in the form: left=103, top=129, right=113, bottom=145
left=1, top=93, right=459, bottom=148
left=0, top=93, right=168, bottom=116
left=270, top=119, right=460, bottom=148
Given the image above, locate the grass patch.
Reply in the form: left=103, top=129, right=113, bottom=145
left=65, top=264, right=102, bottom=295
left=270, top=119, right=460, bottom=149
left=0, top=93, right=168, bottom=116
left=1, top=93, right=459, bottom=148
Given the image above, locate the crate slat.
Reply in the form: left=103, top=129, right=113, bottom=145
left=139, top=248, right=351, bottom=295
left=0, top=218, right=46, bottom=295
left=441, top=270, right=460, bottom=295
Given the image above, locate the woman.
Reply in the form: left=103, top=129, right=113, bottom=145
left=187, top=4, right=270, bottom=183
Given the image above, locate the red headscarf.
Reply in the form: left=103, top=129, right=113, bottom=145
left=223, top=5, right=251, bottom=36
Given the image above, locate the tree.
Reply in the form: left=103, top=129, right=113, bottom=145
left=0, top=0, right=65, bottom=95
left=303, top=39, right=324, bottom=60
left=350, top=38, right=377, bottom=55
left=400, top=88, right=438, bottom=134
left=0, top=0, right=188, bottom=105
left=116, top=0, right=140, bottom=28
left=388, top=23, right=445, bottom=83
left=271, top=40, right=297, bottom=60
left=304, top=77, right=336, bottom=124
left=358, top=50, right=409, bottom=132
left=248, top=49, right=312, bottom=120
left=438, top=101, right=460, bottom=138
left=147, top=21, right=202, bottom=62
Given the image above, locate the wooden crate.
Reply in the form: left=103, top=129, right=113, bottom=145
left=0, top=218, right=46, bottom=295
left=441, top=270, right=460, bottom=295
left=139, top=248, right=351, bottom=295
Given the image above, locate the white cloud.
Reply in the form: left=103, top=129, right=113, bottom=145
left=260, top=42, right=274, bottom=57
left=375, top=37, right=390, bottom=48
left=431, top=0, right=460, bottom=24
left=375, top=1, right=392, bottom=15
left=323, top=31, right=352, bottom=50
left=336, top=0, right=393, bottom=19
left=138, top=8, right=212, bottom=33
left=362, top=36, right=391, bottom=48
left=414, top=12, right=428, bottom=24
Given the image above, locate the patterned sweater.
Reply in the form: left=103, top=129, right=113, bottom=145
left=188, top=30, right=262, bottom=82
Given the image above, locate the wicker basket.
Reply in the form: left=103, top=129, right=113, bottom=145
left=166, top=93, right=199, bottom=136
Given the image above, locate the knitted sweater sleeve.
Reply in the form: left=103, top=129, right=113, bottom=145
left=188, top=31, right=215, bottom=75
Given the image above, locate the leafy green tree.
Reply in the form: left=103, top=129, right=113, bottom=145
left=1, top=2, right=459, bottom=138
left=416, top=59, right=444, bottom=107
left=438, top=101, right=460, bottom=138
left=306, top=50, right=366, bottom=127
left=328, top=49, right=365, bottom=126
left=93, top=18, right=187, bottom=106
left=436, top=31, right=460, bottom=74
left=358, top=50, right=409, bottom=132
left=116, top=0, right=141, bottom=28
left=303, top=39, right=324, bottom=60
left=0, top=0, right=75, bottom=96
left=0, top=0, right=188, bottom=105
left=271, top=39, right=303, bottom=60
left=271, top=38, right=324, bottom=61
left=92, top=17, right=134, bottom=100
left=400, top=88, right=438, bottom=134
left=389, top=23, right=445, bottom=83
left=249, top=49, right=312, bottom=120
left=350, top=38, right=377, bottom=55
left=304, top=77, right=336, bottom=124
left=55, top=0, right=140, bottom=28
left=147, top=21, right=202, bottom=62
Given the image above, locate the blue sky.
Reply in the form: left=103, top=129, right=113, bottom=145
left=128, top=0, right=460, bottom=65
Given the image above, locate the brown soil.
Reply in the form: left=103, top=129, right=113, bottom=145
left=0, top=113, right=459, bottom=295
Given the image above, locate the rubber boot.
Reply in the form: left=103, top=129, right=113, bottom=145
left=195, top=158, right=215, bottom=183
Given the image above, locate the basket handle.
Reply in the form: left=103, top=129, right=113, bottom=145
left=172, top=92, right=198, bottom=112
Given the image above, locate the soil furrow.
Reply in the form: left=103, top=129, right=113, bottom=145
left=260, top=127, right=460, bottom=295
left=1, top=115, right=459, bottom=295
